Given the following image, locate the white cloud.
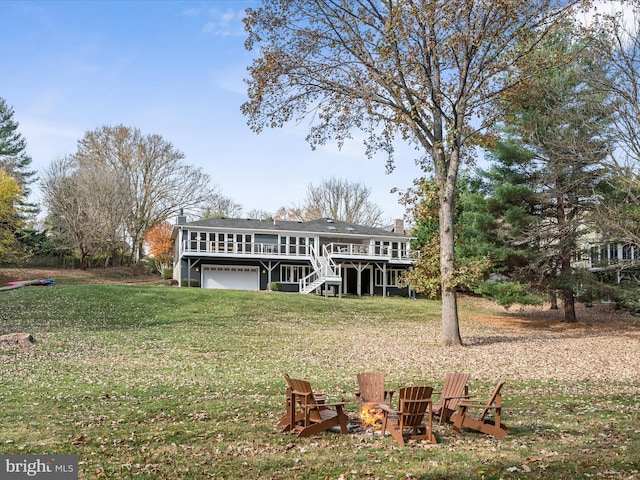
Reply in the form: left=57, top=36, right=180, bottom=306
left=182, top=7, right=202, bottom=17
left=203, top=7, right=246, bottom=37
left=579, top=0, right=637, bottom=33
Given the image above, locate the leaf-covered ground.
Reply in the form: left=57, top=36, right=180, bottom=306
left=1, top=269, right=639, bottom=479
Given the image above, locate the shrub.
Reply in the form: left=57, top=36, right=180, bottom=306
left=474, top=280, right=542, bottom=309
left=267, top=281, right=281, bottom=291
left=161, top=267, right=173, bottom=280
left=181, top=279, right=200, bottom=287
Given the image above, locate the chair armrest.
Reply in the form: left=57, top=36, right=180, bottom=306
left=459, top=401, right=495, bottom=409
left=315, top=401, right=346, bottom=408
left=444, top=394, right=472, bottom=401
left=378, top=404, right=397, bottom=415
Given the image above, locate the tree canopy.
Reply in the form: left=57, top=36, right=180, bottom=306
left=242, top=0, right=583, bottom=345
left=276, top=177, right=385, bottom=226
left=0, top=98, right=36, bottom=196
left=41, top=125, right=216, bottom=266
left=492, top=24, right=615, bottom=322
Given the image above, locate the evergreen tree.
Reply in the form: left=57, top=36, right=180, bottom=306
left=485, top=25, right=615, bottom=321
left=0, top=98, right=36, bottom=196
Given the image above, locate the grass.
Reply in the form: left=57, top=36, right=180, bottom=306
left=1, top=281, right=639, bottom=479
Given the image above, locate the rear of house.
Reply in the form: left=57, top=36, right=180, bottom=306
left=171, top=217, right=416, bottom=296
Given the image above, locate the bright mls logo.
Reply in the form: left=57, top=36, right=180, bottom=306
left=0, top=455, right=78, bottom=479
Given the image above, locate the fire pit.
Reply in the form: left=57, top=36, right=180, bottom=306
left=346, top=403, right=387, bottom=435
left=360, top=403, right=385, bottom=430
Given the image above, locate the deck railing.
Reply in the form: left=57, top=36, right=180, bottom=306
left=181, top=240, right=417, bottom=261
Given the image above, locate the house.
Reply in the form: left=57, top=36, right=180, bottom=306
left=573, top=239, right=640, bottom=285
left=171, top=216, right=416, bottom=296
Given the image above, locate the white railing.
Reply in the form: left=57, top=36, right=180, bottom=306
left=181, top=239, right=418, bottom=262
left=299, top=245, right=342, bottom=294
left=588, top=258, right=640, bottom=271
left=325, top=242, right=418, bottom=261
left=182, top=240, right=312, bottom=256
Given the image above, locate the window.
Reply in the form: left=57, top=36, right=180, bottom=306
left=609, top=244, right=619, bottom=261
left=237, top=234, right=251, bottom=252
left=374, top=241, right=390, bottom=255
left=280, top=265, right=311, bottom=283
left=189, top=231, right=207, bottom=251
left=278, top=236, right=313, bottom=255
left=600, top=246, right=608, bottom=263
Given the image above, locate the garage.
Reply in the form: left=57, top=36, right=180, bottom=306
left=202, top=265, right=260, bottom=290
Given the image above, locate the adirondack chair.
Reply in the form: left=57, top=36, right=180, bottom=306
left=379, top=385, right=437, bottom=446
left=432, top=372, right=470, bottom=424
left=282, top=375, right=349, bottom=438
left=278, top=374, right=326, bottom=429
left=355, top=372, right=394, bottom=406
left=450, top=380, right=508, bottom=438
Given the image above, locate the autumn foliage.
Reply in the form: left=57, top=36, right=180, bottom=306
left=0, top=169, right=27, bottom=264
left=143, top=222, right=173, bottom=272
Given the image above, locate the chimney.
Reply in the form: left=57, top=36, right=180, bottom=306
left=176, top=208, right=187, bottom=225
left=393, top=218, right=404, bottom=234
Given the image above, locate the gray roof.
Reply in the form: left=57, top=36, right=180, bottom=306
left=180, top=217, right=409, bottom=238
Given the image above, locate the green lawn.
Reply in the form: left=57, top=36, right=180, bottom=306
left=1, top=284, right=639, bottom=479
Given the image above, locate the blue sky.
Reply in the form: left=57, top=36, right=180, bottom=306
left=1, top=0, right=419, bottom=223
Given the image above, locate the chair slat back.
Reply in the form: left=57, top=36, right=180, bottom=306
left=357, top=372, right=386, bottom=404
left=439, top=372, right=469, bottom=411
left=478, top=380, right=505, bottom=421
left=287, top=376, right=323, bottom=423
left=398, top=386, right=433, bottom=426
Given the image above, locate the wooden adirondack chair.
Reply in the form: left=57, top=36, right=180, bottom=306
left=355, top=372, right=394, bottom=406
left=432, top=372, right=470, bottom=424
left=278, top=374, right=326, bottom=429
left=450, top=380, right=508, bottom=438
left=380, top=386, right=437, bottom=446
left=282, top=375, right=349, bottom=438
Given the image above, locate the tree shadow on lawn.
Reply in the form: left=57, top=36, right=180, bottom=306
left=467, top=301, right=640, bottom=337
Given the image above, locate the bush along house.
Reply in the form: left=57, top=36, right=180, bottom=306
left=171, top=216, right=416, bottom=296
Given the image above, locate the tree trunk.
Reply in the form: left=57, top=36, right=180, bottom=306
left=439, top=164, right=462, bottom=346
left=556, top=192, right=577, bottom=323
left=562, top=288, right=577, bottom=323
left=550, top=293, right=558, bottom=309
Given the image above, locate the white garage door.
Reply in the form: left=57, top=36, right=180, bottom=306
left=202, top=265, right=260, bottom=290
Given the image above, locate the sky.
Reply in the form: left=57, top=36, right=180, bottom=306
left=0, top=0, right=420, bottom=224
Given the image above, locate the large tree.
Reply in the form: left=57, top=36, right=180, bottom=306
left=488, top=25, right=615, bottom=322
left=588, top=4, right=640, bottom=246
left=197, top=191, right=243, bottom=219
left=41, top=155, right=130, bottom=268
left=74, top=125, right=215, bottom=261
left=276, top=177, right=384, bottom=226
left=242, top=0, right=582, bottom=345
left=0, top=98, right=36, bottom=196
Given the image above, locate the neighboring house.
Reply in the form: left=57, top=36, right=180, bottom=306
left=171, top=216, right=416, bottom=296
left=573, top=239, right=640, bottom=284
